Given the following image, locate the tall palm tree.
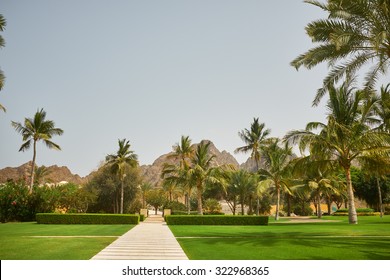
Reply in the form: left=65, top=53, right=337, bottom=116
left=0, top=14, right=7, bottom=112
left=169, top=135, right=194, bottom=168
left=291, top=0, right=390, bottom=105
left=258, top=138, right=294, bottom=220
left=189, top=141, right=217, bottom=215
left=285, top=83, right=390, bottom=224
left=235, top=117, right=270, bottom=214
left=235, top=118, right=271, bottom=171
left=34, top=165, right=52, bottom=185
left=106, top=138, right=138, bottom=214
left=162, top=136, right=194, bottom=213
left=139, top=182, right=153, bottom=209
left=12, top=108, right=64, bottom=191
left=227, top=169, right=258, bottom=215
left=292, top=157, right=344, bottom=218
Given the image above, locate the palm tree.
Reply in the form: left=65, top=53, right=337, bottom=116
left=285, top=83, right=390, bottom=224
left=34, top=165, right=52, bottom=185
left=0, top=14, right=7, bottom=112
left=105, top=138, right=138, bottom=214
left=12, top=108, right=64, bottom=191
left=291, top=0, right=390, bottom=105
left=162, top=136, right=195, bottom=213
left=235, top=117, right=270, bottom=214
left=235, top=118, right=270, bottom=171
left=258, top=138, right=294, bottom=220
left=292, top=157, right=344, bottom=218
left=189, top=141, right=217, bottom=215
left=139, top=182, right=153, bottom=209
left=227, top=169, right=258, bottom=215
left=169, top=135, right=194, bottom=168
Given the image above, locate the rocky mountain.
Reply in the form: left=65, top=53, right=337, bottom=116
left=140, top=140, right=240, bottom=187
left=0, top=162, right=85, bottom=185
left=1, top=140, right=248, bottom=186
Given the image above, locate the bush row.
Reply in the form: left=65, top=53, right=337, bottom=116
left=36, top=213, right=140, bottom=224
left=335, top=208, right=374, bottom=213
left=165, top=215, right=269, bottom=225
left=332, top=212, right=381, bottom=216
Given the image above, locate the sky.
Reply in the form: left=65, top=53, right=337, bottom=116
left=0, top=0, right=331, bottom=177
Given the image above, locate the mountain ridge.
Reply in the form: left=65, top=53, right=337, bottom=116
left=0, top=140, right=255, bottom=185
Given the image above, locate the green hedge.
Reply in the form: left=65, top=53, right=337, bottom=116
left=332, top=212, right=381, bottom=216
left=36, top=213, right=140, bottom=224
left=335, top=208, right=374, bottom=213
left=165, top=215, right=269, bottom=225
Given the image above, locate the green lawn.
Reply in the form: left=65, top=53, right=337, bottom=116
left=169, top=216, right=390, bottom=260
left=0, top=222, right=134, bottom=260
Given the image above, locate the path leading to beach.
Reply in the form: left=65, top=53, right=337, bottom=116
left=91, top=215, right=188, bottom=260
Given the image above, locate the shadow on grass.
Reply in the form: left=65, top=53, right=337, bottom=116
left=178, top=235, right=390, bottom=260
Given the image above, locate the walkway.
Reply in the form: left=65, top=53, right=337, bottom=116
left=91, top=215, right=188, bottom=260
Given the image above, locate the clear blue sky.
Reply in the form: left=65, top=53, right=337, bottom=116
left=0, top=0, right=329, bottom=177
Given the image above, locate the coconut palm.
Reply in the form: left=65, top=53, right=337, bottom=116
left=169, top=135, right=194, bottom=168
left=189, top=141, right=217, bottom=215
left=227, top=169, right=258, bottom=215
left=162, top=136, right=195, bottom=213
left=285, top=83, right=390, bottom=224
left=34, top=165, right=52, bottom=185
left=292, top=157, right=344, bottom=218
left=235, top=117, right=270, bottom=214
left=291, top=0, right=390, bottom=105
left=258, top=138, right=294, bottom=220
left=12, top=108, right=64, bottom=191
left=139, top=182, right=153, bottom=209
left=105, top=138, right=138, bottom=214
left=235, top=118, right=271, bottom=171
left=0, top=14, right=7, bottom=111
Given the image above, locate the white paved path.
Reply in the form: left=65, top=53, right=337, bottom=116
left=91, top=215, right=188, bottom=260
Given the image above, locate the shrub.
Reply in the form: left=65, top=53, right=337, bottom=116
left=164, top=201, right=187, bottom=211
left=36, top=213, right=140, bottom=224
left=333, top=208, right=377, bottom=216
left=165, top=215, right=268, bottom=225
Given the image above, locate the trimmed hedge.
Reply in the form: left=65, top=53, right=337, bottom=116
left=165, top=215, right=269, bottom=225
left=332, top=208, right=379, bottom=216
left=36, top=213, right=140, bottom=224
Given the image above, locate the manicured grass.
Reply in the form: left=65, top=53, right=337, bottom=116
left=169, top=216, right=390, bottom=260
left=0, top=222, right=134, bottom=260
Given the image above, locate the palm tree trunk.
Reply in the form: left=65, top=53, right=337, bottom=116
left=377, top=178, right=383, bottom=218
left=345, top=167, right=357, bottom=224
left=275, top=184, right=280, bottom=221
left=317, top=193, right=322, bottom=218
left=197, top=184, right=203, bottom=215
left=29, top=140, right=37, bottom=192
left=287, top=194, right=291, bottom=217
left=187, top=189, right=192, bottom=215
left=120, top=179, right=124, bottom=214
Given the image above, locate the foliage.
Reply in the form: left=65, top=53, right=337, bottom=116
left=203, top=198, right=222, bottom=214
left=85, top=165, right=141, bottom=214
left=105, top=138, right=138, bottom=214
left=146, top=188, right=167, bottom=214
left=164, top=200, right=187, bottom=211
left=11, top=108, right=64, bottom=189
left=36, top=213, right=140, bottom=224
left=259, top=138, right=294, bottom=220
left=285, top=82, right=390, bottom=224
left=350, top=167, right=390, bottom=210
left=0, top=181, right=32, bottom=222
left=291, top=0, right=390, bottom=105
left=165, top=215, right=269, bottom=225
left=235, top=117, right=271, bottom=171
